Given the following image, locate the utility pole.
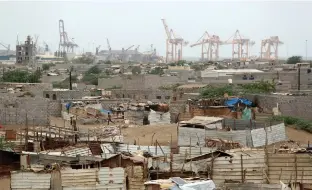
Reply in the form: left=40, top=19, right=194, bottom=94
left=298, top=64, right=301, bottom=91
left=306, top=40, right=308, bottom=61
left=69, top=69, right=72, bottom=90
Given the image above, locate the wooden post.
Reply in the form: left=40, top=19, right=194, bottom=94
left=264, top=125, right=270, bottom=184
left=295, top=154, right=298, bottom=184
left=24, top=113, right=28, bottom=151
left=170, top=153, right=173, bottom=176
left=59, top=128, right=61, bottom=138
left=241, top=154, right=244, bottom=183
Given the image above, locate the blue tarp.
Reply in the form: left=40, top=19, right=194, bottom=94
left=225, top=98, right=252, bottom=107
left=100, top=108, right=112, bottom=115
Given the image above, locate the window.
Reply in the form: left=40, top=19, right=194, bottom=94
left=156, top=96, right=161, bottom=99
left=165, top=96, right=171, bottom=100
left=173, top=97, right=177, bottom=101
left=45, top=94, right=50, bottom=99
left=52, top=94, right=57, bottom=100
left=144, top=95, right=148, bottom=99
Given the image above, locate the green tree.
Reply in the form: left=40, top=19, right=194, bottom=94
left=131, top=66, right=141, bottom=75
left=286, top=56, right=302, bottom=64
left=86, top=65, right=101, bottom=75
left=82, top=74, right=98, bottom=85
left=3, top=70, right=41, bottom=83
left=150, top=67, right=164, bottom=75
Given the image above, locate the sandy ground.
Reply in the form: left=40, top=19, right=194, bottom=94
left=286, top=126, right=312, bottom=145
left=122, top=124, right=178, bottom=146
left=0, top=177, right=10, bottom=190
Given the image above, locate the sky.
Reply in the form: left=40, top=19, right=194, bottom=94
left=0, top=0, right=311, bottom=59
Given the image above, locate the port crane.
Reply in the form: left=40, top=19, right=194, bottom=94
left=161, top=19, right=188, bottom=63
left=190, top=31, right=221, bottom=61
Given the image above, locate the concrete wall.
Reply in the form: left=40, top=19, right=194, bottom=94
left=98, top=74, right=185, bottom=90
left=0, top=97, right=61, bottom=125
left=110, top=89, right=172, bottom=103
left=43, top=90, right=91, bottom=100
left=0, top=82, right=52, bottom=97
left=246, top=94, right=312, bottom=120
left=251, top=123, right=287, bottom=147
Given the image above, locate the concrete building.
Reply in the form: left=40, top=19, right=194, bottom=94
left=110, top=89, right=172, bottom=103
left=16, top=36, right=35, bottom=65
left=43, top=89, right=90, bottom=100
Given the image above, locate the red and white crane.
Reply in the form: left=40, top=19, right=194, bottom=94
left=260, top=36, right=283, bottom=61
left=190, top=31, right=221, bottom=61
left=222, top=30, right=254, bottom=61
left=58, top=19, right=78, bottom=54
left=161, top=19, right=188, bottom=63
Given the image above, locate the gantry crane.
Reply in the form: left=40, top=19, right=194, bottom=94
left=260, top=36, right=283, bottom=60
left=0, top=42, right=10, bottom=55
left=190, top=31, right=221, bottom=61
left=58, top=19, right=78, bottom=54
left=161, top=19, right=188, bottom=63
left=222, top=30, right=255, bottom=61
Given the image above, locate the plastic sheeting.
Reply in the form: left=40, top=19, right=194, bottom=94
left=225, top=98, right=252, bottom=107
left=100, top=108, right=112, bottom=114
left=242, top=107, right=252, bottom=120
left=177, top=180, right=216, bottom=190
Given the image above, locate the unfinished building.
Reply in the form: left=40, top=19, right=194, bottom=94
left=16, top=35, right=35, bottom=65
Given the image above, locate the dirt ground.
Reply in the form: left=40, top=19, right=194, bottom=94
left=122, top=124, right=178, bottom=146
left=286, top=126, right=312, bottom=145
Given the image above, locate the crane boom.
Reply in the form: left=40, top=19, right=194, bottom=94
left=126, top=45, right=134, bottom=51
left=161, top=19, right=171, bottom=40
left=106, top=38, right=111, bottom=51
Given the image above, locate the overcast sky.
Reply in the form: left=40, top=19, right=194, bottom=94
left=0, top=0, right=311, bottom=59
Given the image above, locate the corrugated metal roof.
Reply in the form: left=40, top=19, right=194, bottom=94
left=11, top=171, right=51, bottom=189
left=61, top=168, right=97, bottom=187
left=100, top=143, right=115, bottom=154
left=118, top=144, right=170, bottom=156
left=180, top=116, right=223, bottom=125
left=64, top=147, right=92, bottom=157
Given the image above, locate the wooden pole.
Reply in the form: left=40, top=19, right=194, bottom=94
left=241, top=154, right=244, bottom=183
left=24, top=113, right=28, bottom=151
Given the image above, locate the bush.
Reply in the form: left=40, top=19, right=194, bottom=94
left=3, top=69, right=41, bottom=83
left=286, top=56, right=302, bottom=64
left=150, top=67, right=164, bottom=75
left=270, top=116, right=312, bottom=133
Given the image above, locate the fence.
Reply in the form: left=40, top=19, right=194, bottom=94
left=178, top=123, right=287, bottom=148
left=154, top=150, right=312, bottom=185
left=11, top=167, right=126, bottom=190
